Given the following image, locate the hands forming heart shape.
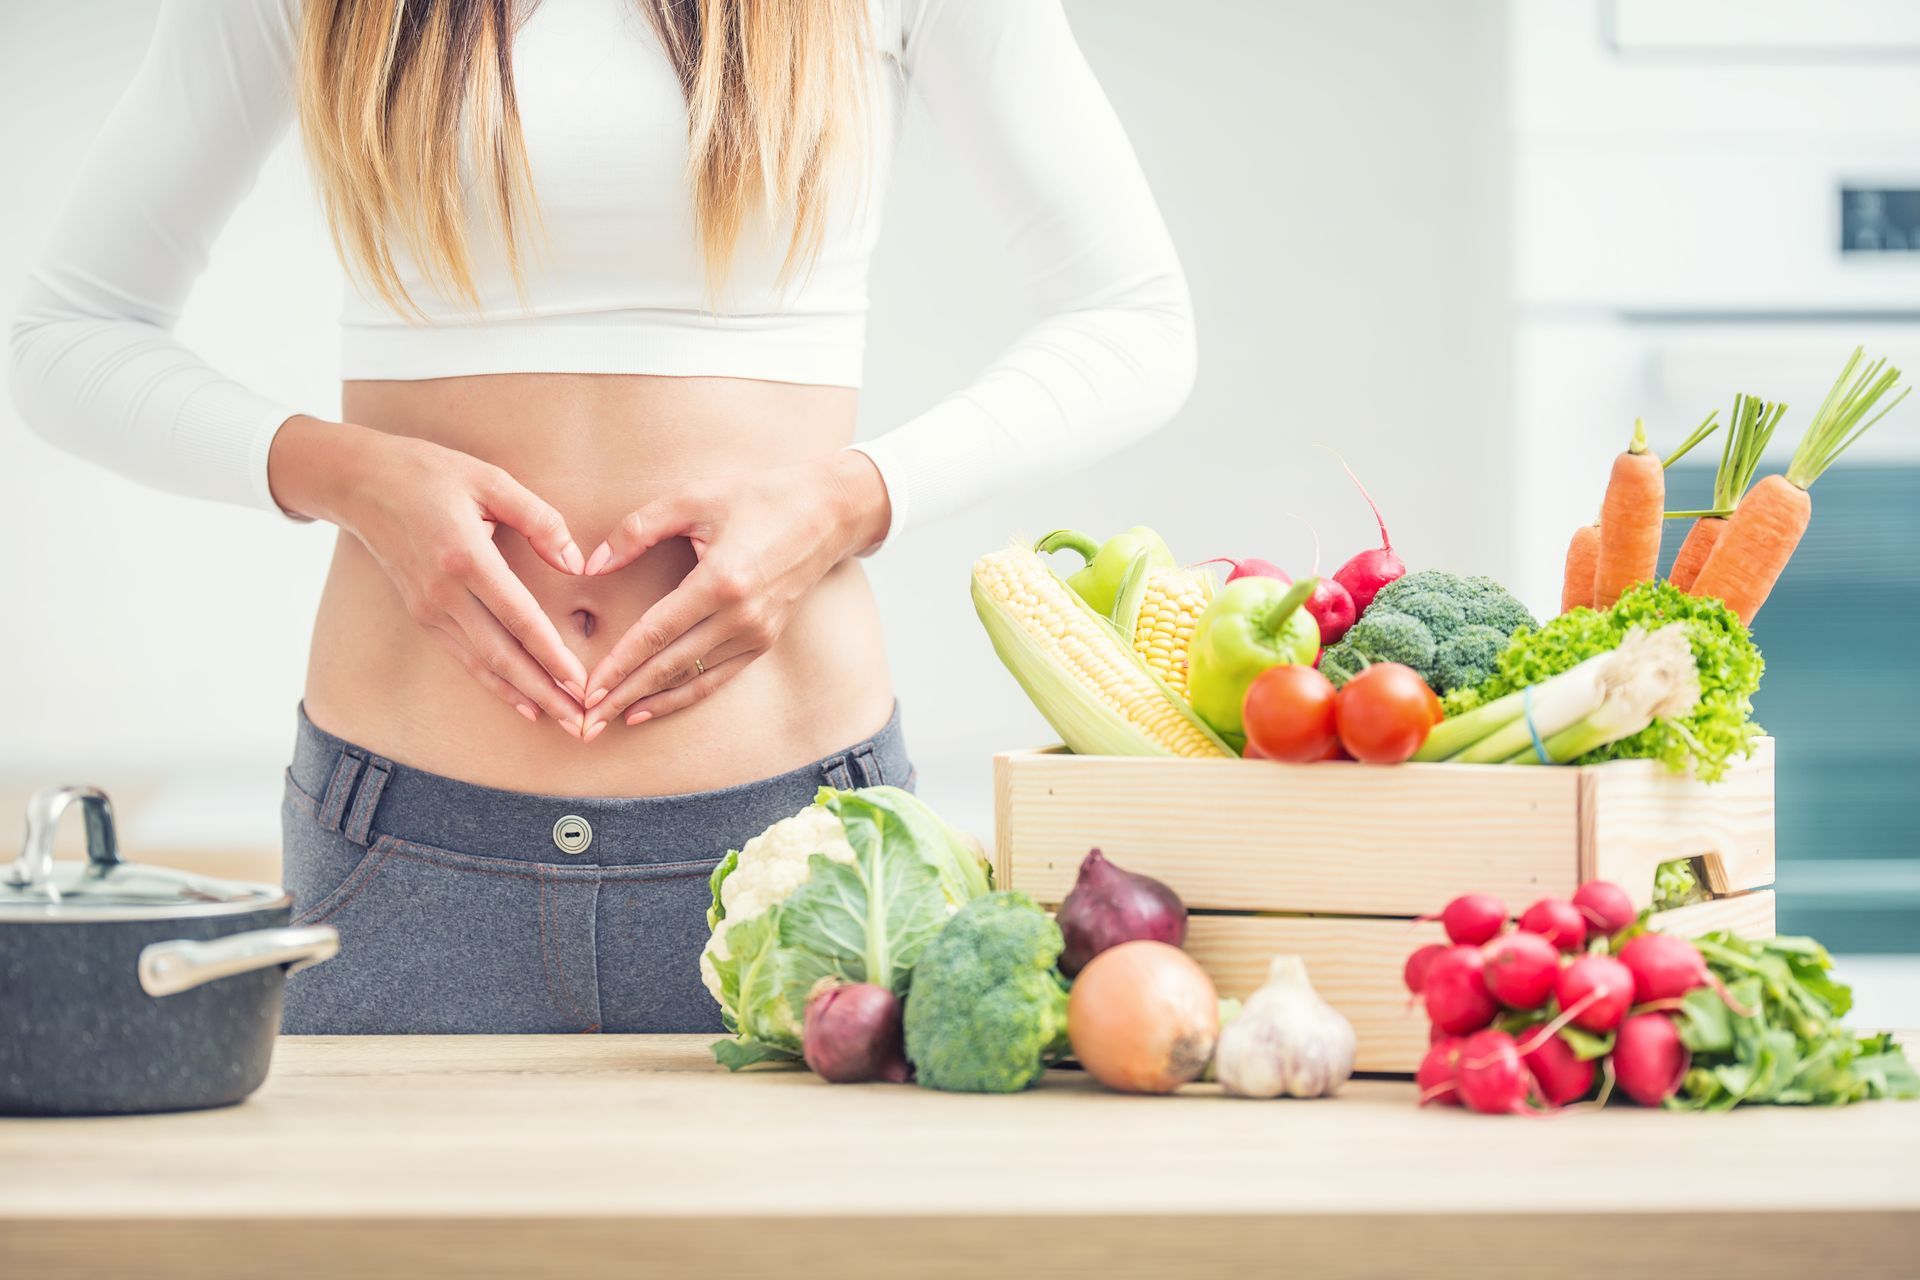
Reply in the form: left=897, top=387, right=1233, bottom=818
left=332, top=432, right=890, bottom=742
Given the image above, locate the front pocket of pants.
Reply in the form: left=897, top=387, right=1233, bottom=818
left=281, top=835, right=603, bottom=1035
left=283, top=771, right=375, bottom=922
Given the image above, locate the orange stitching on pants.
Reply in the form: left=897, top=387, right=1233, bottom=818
left=300, top=844, right=397, bottom=927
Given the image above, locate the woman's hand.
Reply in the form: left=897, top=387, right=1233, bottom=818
left=268, top=416, right=593, bottom=735
left=579, top=451, right=891, bottom=732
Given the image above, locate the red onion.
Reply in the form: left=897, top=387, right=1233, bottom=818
left=1055, top=848, right=1188, bottom=978
left=802, top=983, right=911, bottom=1084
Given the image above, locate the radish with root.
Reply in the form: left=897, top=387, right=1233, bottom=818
left=1428, top=893, right=1507, bottom=947
left=1519, top=1030, right=1596, bottom=1107
left=1617, top=933, right=1710, bottom=1004
left=1403, top=943, right=1447, bottom=996
left=1616, top=932, right=1750, bottom=1014
left=1518, top=897, right=1588, bottom=952
left=1423, top=945, right=1499, bottom=1035
left=1417, top=1037, right=1464, bottom=1107
left=1552, top=953, right=1636, bottom=1034
left=1482, top=931, right=1561, bottom=1010
left=1456, top=1029, right=1532, bottom=1115
left=1614, top=1012, right=1690, bottom=1106
left=1572, top=881, right=1636, bottom=938
left=1329, top=459, right=1407, bottom=615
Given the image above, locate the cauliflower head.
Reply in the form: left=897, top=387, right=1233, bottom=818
left=701, top=786, right=993, bottom=1071
left=903, top=891, right=1070, bottom=1094
left=698, top=805, right=855, bottom=1014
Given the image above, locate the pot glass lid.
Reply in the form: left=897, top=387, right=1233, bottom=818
left=2, top=786, right=285, bottom=919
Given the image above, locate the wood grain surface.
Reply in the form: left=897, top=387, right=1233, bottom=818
left=3, top=1034, right=1916, bottom=1279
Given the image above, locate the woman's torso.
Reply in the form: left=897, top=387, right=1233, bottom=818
left=305, top=373, right=894, bottom=796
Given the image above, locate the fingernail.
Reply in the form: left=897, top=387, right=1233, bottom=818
left=584, top=720, right=607, bottom=742
left=586, top=687, right=608, bottom=709
left=562, top=542, right=586, bottom=575
left=564, top=717, right=585, bottom=738
left=563, top=681, right=586, bottom=702
left=584, top=543, right=611, bottom=576
left=627, top=710, right=652, bottom=727
left=515, top=703, right=538, bottom=723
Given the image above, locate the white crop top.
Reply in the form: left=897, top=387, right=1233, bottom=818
left=8, top=0, right=1195, bottom=546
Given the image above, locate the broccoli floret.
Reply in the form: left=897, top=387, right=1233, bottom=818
left=1391, top=591, right=1468, bottom=635
left=1316, top=644, right=1366, bottom=687
left=1432, top=624, right=1509, bottom=694
left=1343, top=611, right=1437, bottom=671
left=1320, top=569, right=1535, bottom=694
left=1321, top=610, right=1435, bottom=686
left=903, top=891, right=1070, bottom=1093
left=1459, top=576, right=1538, bottom=634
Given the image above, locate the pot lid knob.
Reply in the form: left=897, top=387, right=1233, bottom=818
left=7, top=785, right=121, bottom=905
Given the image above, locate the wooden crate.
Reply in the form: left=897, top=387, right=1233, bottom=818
left=995, top=739, right=1776, bottom=1074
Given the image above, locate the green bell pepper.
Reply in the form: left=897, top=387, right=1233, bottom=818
left=1034, top=527, right=1175, bottom=619
left=1188, top=576, right=1321, bottom=746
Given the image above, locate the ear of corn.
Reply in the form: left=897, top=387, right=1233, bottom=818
left=1116, top=558, right=1215, bottom=699
left=972, top=544, right=1234, bottom=759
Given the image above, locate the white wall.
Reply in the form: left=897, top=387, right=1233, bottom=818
left=0, top=1, right=1510, bottom=838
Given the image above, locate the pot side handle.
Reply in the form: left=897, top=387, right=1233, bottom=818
left=138, top=926, right=340, bottom=998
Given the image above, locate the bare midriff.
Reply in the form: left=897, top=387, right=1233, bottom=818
left=303, top=373, right=894, bottom=797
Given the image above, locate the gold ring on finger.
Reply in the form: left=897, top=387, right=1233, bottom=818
left=694, top=657, right=706, bottom=676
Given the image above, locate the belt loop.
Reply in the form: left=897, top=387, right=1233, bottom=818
left=317, top=751, right=365, bottom=835
left=820, top=752, right=854, bottom=792
left=342, top=759, right=393, bottom=848
left=851, top=744, right=883, bottom=788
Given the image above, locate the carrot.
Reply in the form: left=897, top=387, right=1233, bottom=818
left=1591, top=420, right=1665, bottom=609
left=1668, top=393, right=1784, bottom=591
left=1690, top=349, right=1909, bottom=624
left=1667, top=517, right=1724, bottom=592
left=1561, top=523, right=1599, bottom=612
left=1686, top=474, right=1810, bottom=625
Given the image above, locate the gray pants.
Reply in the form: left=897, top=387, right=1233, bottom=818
left=280, top=704, right=914, bottom=1034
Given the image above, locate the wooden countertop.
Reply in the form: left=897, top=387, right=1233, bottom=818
left=3, top=1036, right=1918, bottom=1278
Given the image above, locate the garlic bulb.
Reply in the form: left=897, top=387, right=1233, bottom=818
left=1213, top=955, right=1356, bottom=1099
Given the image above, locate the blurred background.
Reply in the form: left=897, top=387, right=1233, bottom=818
left=2, top=4, right=1914, bottom=990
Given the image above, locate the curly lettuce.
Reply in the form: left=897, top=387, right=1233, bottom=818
left=1445, top=580, right=1763, bottom=780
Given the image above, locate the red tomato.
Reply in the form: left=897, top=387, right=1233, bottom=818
left=1335, top=663, right=1437, bottom=764
left=1424, top=684, right=1445, bottom=727
left=1241, top=664, right=1338, bottom=763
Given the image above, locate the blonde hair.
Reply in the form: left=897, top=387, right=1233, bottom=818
left=297, top=0, right=867, bottom=314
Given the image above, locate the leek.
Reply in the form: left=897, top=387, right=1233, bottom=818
left=1419, top=625, right=1701, bottom=767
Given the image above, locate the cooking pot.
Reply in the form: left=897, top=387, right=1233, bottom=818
left=0, top=784, right=338, bottom=1116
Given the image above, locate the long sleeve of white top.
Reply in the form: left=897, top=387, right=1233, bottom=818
left=9, top=0, right=302, bottom=513
left=849, top=0, right=1197, bottom=545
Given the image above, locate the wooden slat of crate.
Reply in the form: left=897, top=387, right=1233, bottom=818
left=1583, top=737, right=1776, bottom=906
left=1183, top=890, right=1776, bottom=1074
left=996, top=752, right=1581, bottom=918
left=1181, top=914, right=1442, bottom=1074
left=1645, top=889, right=1777, bottom=938
left=995, top=740, right=1775, bottom=916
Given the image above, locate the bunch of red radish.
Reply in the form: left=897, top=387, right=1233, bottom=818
left=1213, top=461, right=1406, bottom=648
left=1406, top=882, right=1731, bottom=1115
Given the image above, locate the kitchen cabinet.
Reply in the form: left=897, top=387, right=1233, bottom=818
left=2, top=1035, right=1916, bottom=1278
